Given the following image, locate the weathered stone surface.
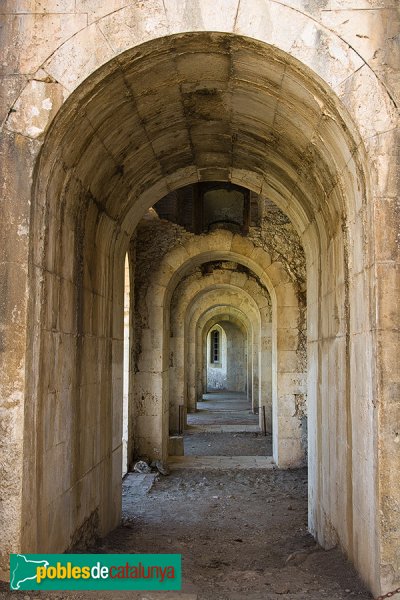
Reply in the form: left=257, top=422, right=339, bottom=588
left=0, top=74, right=27, bottom=126
left=75, top=0, right=131, bottom=24
left=5, top=79, right=64, bottom=139
left=321, top=7, right=400, bottom=105
left=0, top=1, right=76, bottom=13
left=0, top=4, right=398, bottom=597
left=43, top=22, right=115, bottom=92
left=97, top=1, right=169, bottom=55
left=0, top=12, right=87, bottom=75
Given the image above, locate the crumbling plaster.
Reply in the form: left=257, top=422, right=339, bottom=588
left=0, top=2, right=398, bottom=595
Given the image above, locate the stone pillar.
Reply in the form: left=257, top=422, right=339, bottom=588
left=0, top=130, right=39, bottom=577
left=373, top=130, right=400, bottom=592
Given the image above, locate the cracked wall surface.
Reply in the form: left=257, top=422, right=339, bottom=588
left=0, top=2, right=398, bottom=596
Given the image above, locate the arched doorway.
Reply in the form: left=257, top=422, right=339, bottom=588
left=0, top=9, right=397, bottom=594
left=25, top=33, right=380, bottom=576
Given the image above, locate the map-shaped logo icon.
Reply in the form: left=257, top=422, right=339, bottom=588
left=10, top=554, right=49, bottom=590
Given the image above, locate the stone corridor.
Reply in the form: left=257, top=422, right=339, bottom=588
left=0, top=2, right=399, bottom=598
left=183, top=392, right=272, bottom=458
left=0, top=466, right=373, bottom=600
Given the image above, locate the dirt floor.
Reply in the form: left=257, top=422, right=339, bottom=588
left=184, top=392, right=272, bottom=456
left=116, top=468, right=372, bottom=600
left=1, top=468, right=372, bottom=600
left=187, top=393, right=258, bottom=427
left=0, top=394, right=374, bottom=599
left=184, top=432, right=272, bottom=456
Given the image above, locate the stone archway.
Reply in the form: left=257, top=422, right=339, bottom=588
left=0, top=6, right=398, bottom=593
left=168, top=266, right=272, bottom=421
left=138, top=232, right=303, bottom=468
left=187, top=292, right=262, bottom=415
left=171, top=287, right=261, bottom=419
left=201, top=312, right=251, bottom=399
left=188, top=294, right=262, bottom=415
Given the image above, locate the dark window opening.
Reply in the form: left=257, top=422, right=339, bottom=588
left=153, top=182, right=253, bottom=234
left=211, top=330, right=220, bottom=364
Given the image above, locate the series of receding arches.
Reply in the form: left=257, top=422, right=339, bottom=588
left=131, top=230, right=304, bottom=469
left=0, top=3, right=397, bottom=594
left=25, top=35, right=385, bottom=590
left=204, top=318, right=247, bottom=395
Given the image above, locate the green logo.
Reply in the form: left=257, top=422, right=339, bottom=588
left=10, top=554, right=182, bottom=591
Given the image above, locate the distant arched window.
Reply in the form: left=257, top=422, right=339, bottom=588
left=211, top=329, right=220, bottom=364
